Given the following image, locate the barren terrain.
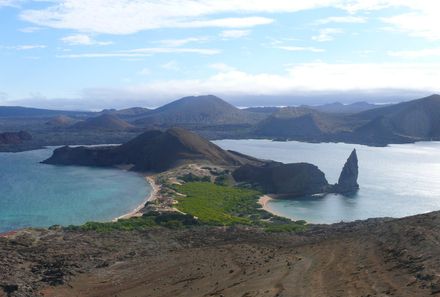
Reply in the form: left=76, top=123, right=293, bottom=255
left=1, top=211, right=440, bottom=297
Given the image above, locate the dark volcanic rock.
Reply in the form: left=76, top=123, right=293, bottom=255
left=233, top=149, right=361, bottom=197
left=233, top=162, right=329, bottom=196
left=334, top=149, right=359, bottom=194
left=43, top=127, right=262, bottom=172
left=0, top=131, right=32, bottom=145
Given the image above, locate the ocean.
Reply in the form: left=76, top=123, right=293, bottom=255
left=0, top=147, right=151, bottom=233
left=215, top=139, right=440, bottom=223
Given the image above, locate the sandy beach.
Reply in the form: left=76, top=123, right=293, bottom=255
left=258, top=194, right=273, bottom=210
left=113, top=175, right=160, bottom=221
left=258, top=194, right=289, bottom=218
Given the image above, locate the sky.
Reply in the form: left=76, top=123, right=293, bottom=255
left=1, top=0, right=440, bottom=110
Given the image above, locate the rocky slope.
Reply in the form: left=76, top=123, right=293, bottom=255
left=43, top=127, right=263, bottom=172
left=2, top=211, right=440, bottom=297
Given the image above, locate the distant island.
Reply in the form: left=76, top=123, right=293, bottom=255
left=2, top=94, right=440, bottom=152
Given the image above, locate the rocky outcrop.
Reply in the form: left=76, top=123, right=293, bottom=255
left=0, top=131, right=32, bottom=145
left=233, top=149, right=360, bottom=197
left=233, top=162, right=330, bottom=196
left=333, top=149, right=359, bottom=194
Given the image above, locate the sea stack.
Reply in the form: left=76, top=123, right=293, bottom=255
left=334, top=149, right=359, bottom=194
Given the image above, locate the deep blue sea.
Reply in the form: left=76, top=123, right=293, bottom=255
left=215, top=139, right=440, bottom=223
left=0, top=147, right=151, bottom=233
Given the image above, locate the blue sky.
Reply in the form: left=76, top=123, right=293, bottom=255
left=1, top=0, right=440, bottom=110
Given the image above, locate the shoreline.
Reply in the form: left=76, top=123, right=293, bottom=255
left=258, top=194, right=298, bottom=220
left=113, top=175, right=160, bottom=221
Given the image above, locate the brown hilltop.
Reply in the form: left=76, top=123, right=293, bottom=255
left=72, top=114, right=135, bottom=131
left=43, top=127, right=262, bottom=172
left=45, top=115, right=75, bottom=127
left=134, top=95, right=265, bottom=127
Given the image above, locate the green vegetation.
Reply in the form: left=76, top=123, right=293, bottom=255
left=174, top=182, right=307, bottom=232
left=66, top=212, right=198, bottom=232
left=178, top=173, right=211, bottom=183
left=174, top=182, right=260, bottom=225
left=68, top=182, right=307, bottom=233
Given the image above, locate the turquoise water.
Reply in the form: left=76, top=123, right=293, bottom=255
left=215, top=139, right=440, bottom=224
left=0, top=148, right=151, bottom=233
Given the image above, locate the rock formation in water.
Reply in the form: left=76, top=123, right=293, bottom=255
left=233, top=149, right=360, bottom=197
left=333, top=149, right=359, bottom=194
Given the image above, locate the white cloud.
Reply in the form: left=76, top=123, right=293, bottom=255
left=383, top=12, right=440, bottom=40
left=83, top=63, right=440, bottom=100
left=388, top=47, right=440, bottom=58
left=274, top=45, right=325, bottom=52
left=316, top=16, right=367, bottom=25
left=210, top=63, right=236, bottom=72
left=161, top=60, right=180, bottom=71
left=220, top=30, right=250, bottom=39
left=58, top=47, right=220, bottom=58
left=1, top=44, right=46, bottom=50
left=0, top=0, right=21, bottom=7
left=138, top=68, right=151, bottom=76
left=312, top=28, right=343, bottom=42
left=20, top=0, right=275, bottom=35
left=61, top=34, right=113, bottom=46
left=18, top=0, right=412, bottom=35
left=157, top=37, right=208, bottom=47
left=178, top=17, right=273, bottom=29
left=19, top=26, right=42, bottom=33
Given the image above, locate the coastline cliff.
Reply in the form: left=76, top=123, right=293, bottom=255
left=233, top=149, right=359, bottom=197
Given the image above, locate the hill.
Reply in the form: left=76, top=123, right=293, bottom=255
left=99, top=107, right=151, bottom=121
left=0, top=106, right=93, bottom=118
left=71, top=114, right=135, bottom=131
left=45, top=115, right=75, bottom=127
left=43, top=127, right=262, bottom=171
left=254, top=107, right=353, bottom=140
left=251, top=95, right=440, bottom=145
left=243, top=106, right=282, bottom=114
left=304, top=101, right=386, bottom=114
left=134, top=95, right=265, bottom=127
left=355, top=94, right=440, bottom=140
left=0, top=131, right=31, bottom=145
